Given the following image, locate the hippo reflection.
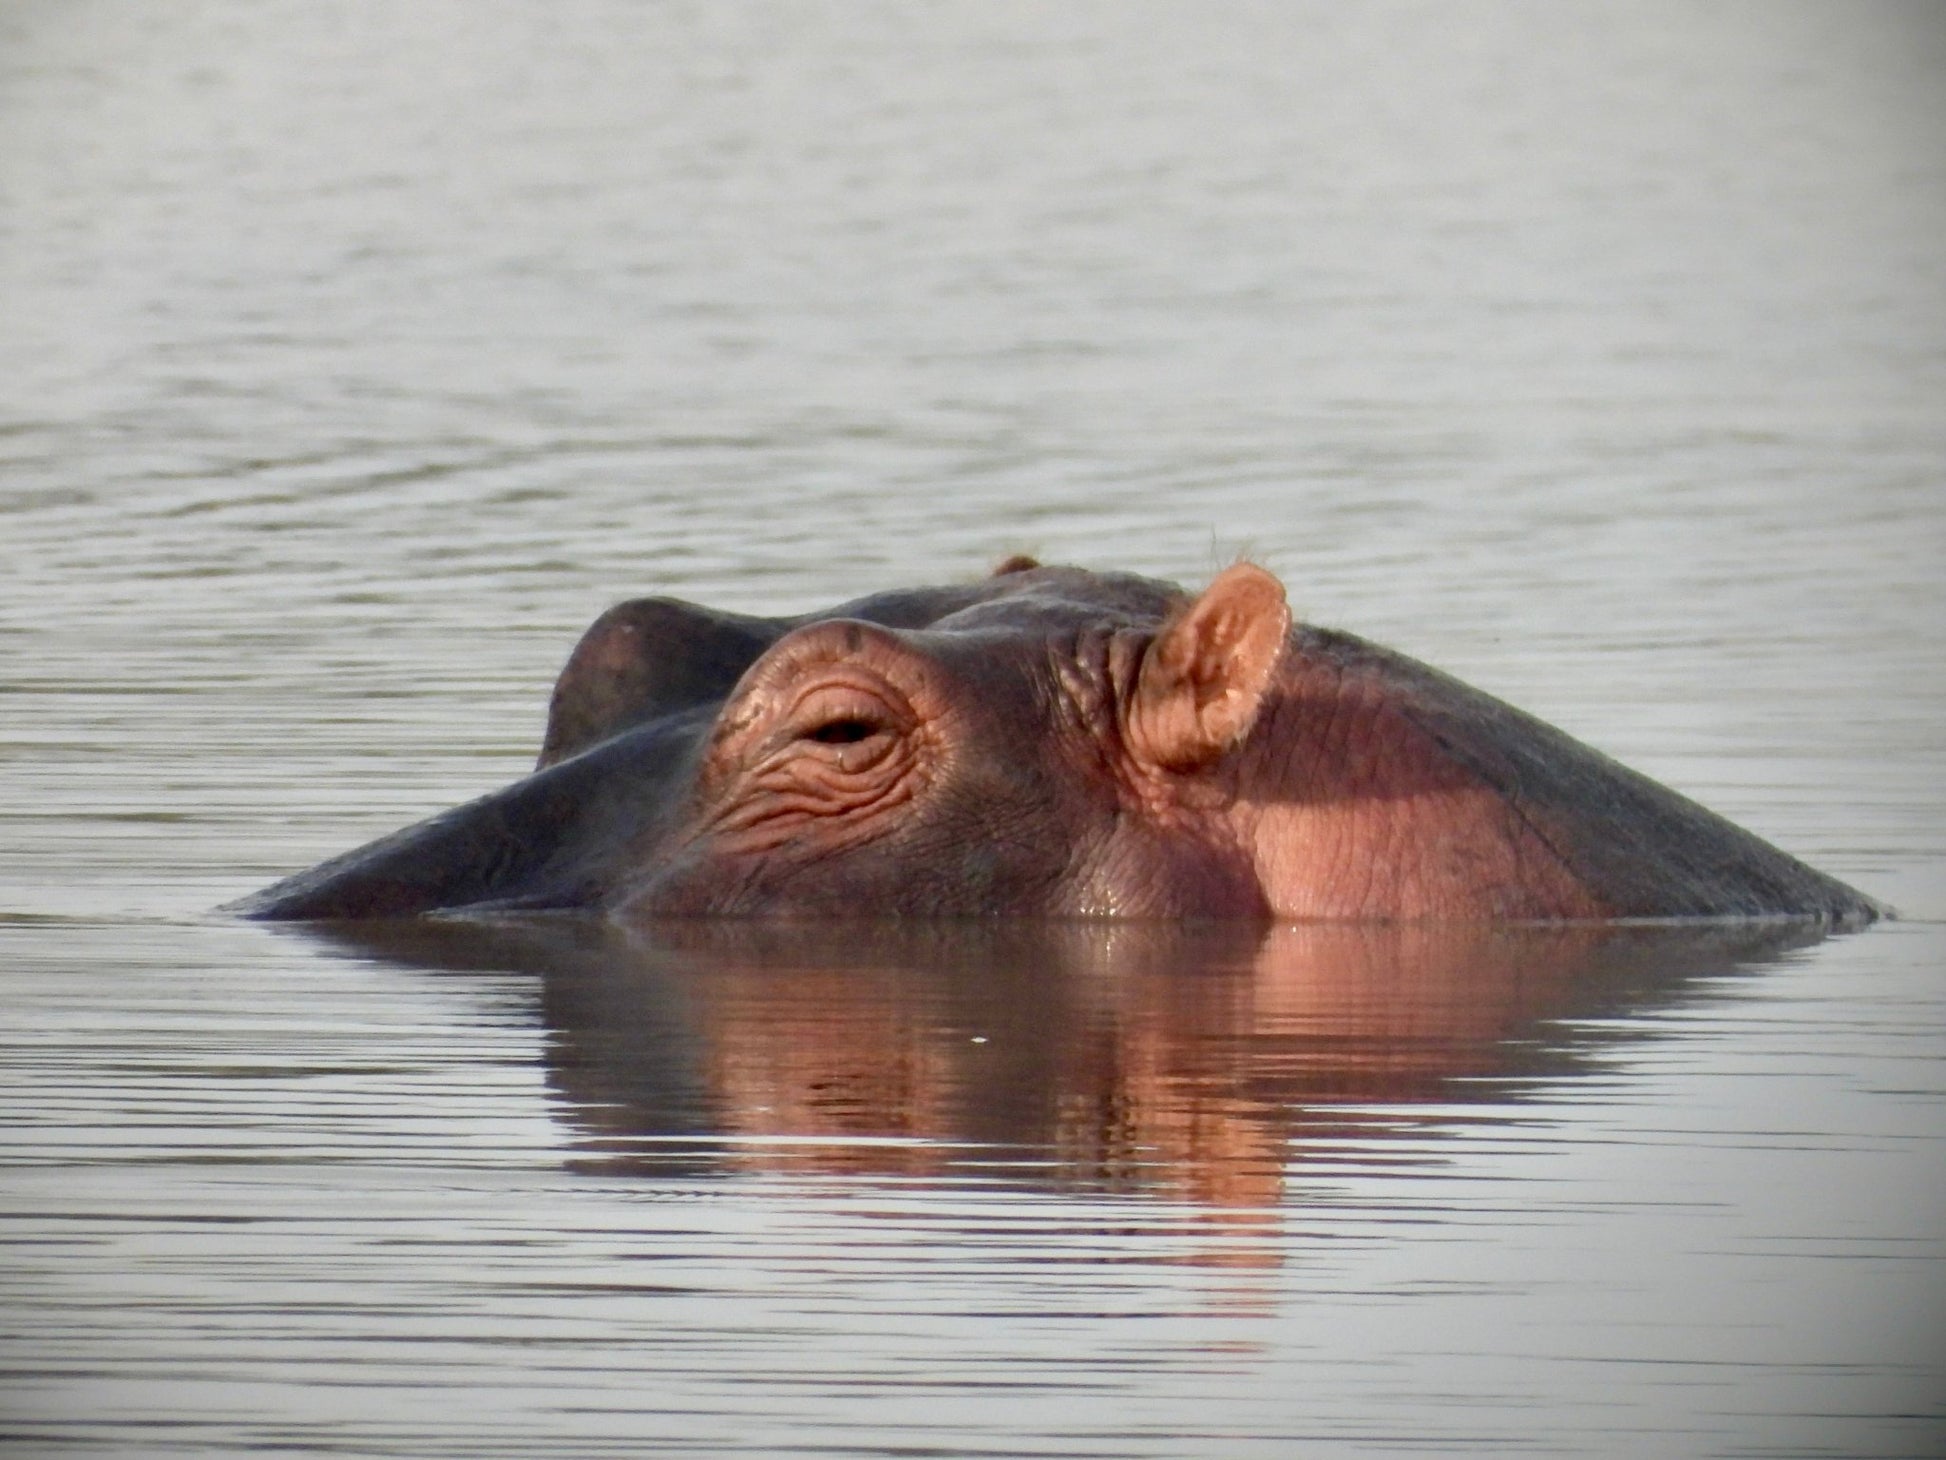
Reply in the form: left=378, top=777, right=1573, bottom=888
left=239, top=560, right=1881, bottom=923
left=317, top=918, right=1830, bottom=1209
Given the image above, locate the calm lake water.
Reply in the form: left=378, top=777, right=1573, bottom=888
left=3, top=2, right=1944, bottom=1455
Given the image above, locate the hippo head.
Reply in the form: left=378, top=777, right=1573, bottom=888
left=238, top=560, right=1881, bottom=925
left=576, top=562, right=1289, bottom=919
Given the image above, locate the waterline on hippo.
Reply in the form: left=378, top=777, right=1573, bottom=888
left=235, top=560, right=1884, bottom=925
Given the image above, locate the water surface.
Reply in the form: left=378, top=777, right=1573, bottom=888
left=2, top=3, right=1943, bottom=1455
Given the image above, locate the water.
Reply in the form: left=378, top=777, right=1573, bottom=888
left=3, top=1, right=1944, bottom=1454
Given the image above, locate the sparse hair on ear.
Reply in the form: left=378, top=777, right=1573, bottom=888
left=992, top=553, right=1042, bottom=576
left=1127, top=563, right=1291, bottom=771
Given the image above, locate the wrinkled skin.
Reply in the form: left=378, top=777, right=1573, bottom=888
left=237, top=560, right=1884, bottom=924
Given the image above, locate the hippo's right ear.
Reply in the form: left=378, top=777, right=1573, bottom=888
left=1127, top=564, right=1290, bottom=772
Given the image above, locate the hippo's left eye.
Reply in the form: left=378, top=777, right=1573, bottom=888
left=805, top=717, right=880, bottom=745
left=780, top=683, right=908, bottom=762
left=712, top=666, right=922, bottom=831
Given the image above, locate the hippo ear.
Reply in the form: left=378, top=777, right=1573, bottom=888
left=538, top=599, right=780, bottom=768
left=1127, top=564, right=1291, bottom=772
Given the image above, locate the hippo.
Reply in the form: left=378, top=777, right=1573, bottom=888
left=236, top=559, right=1883, bottom=924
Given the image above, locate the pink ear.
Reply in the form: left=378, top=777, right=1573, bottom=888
left=1128, top=564, right=1291, bottom=771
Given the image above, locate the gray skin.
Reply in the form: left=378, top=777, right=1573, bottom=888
left=235, top=559, right=1884, bottom=924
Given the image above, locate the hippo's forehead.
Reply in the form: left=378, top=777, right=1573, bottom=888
left=539, top=566, right=1191, bottom=769
left=824, top=566, right=1187, bottom=637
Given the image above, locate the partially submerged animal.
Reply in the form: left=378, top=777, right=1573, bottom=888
left=238, top=559, right=1882, bottom=924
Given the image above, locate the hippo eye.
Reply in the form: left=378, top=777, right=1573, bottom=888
left=724, top=672, right=918, bottom=816
left=805, top=717, right=879, bottom=745
left=780, top=684, right=906, bottom=759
